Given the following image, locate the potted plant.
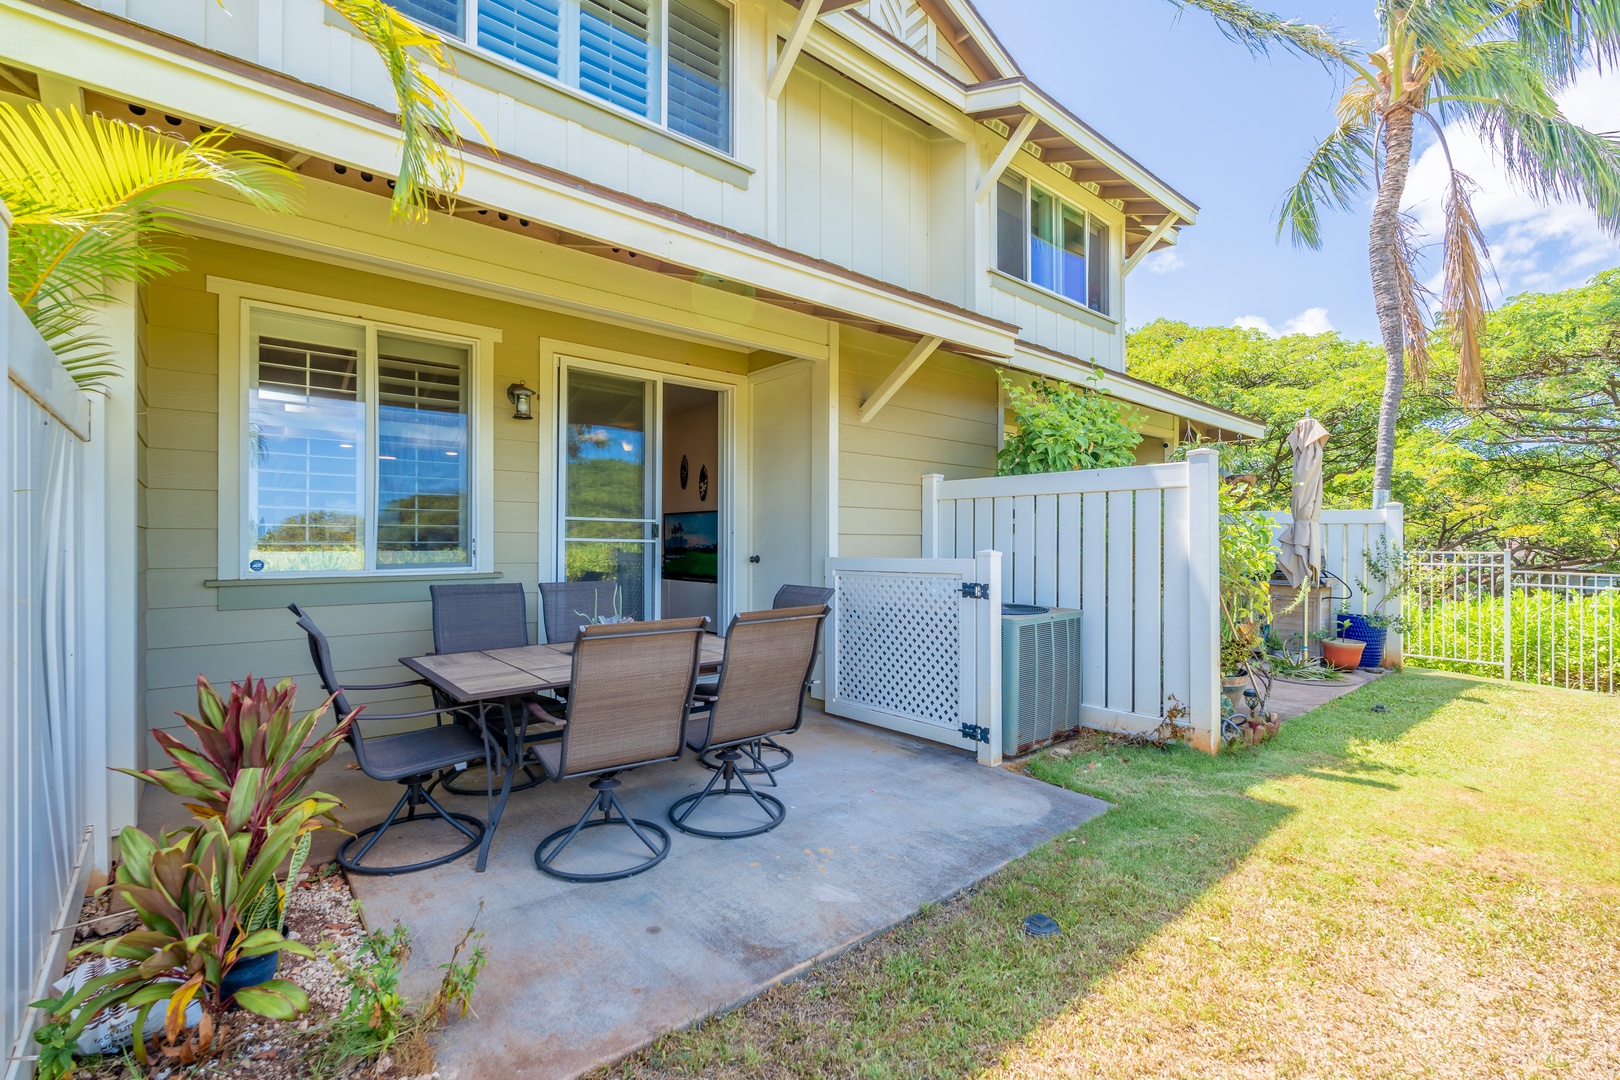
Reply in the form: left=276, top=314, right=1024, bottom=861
left=1344, top=536, right=1413, bottom=668
left=121, top=676, right=351, bottom=964
left=1312, top=616, right=1367, bottom=671
left=36, top=820, right=315, bottom=1067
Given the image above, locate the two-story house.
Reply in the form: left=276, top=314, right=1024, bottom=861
left=0, top=0, right=1259, bottom=780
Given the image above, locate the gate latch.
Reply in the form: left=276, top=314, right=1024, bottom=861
left=961, top=582, right=991, bottom=600
left=961, top=723, right=990, bottom=744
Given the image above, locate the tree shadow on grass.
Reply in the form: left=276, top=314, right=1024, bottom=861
left=600, top=671, right=1484, bottom=1080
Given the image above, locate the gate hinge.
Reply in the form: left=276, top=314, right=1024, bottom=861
left=961, top=582, right=991, bottom=600
left=961, top=723, right=990, bottom=744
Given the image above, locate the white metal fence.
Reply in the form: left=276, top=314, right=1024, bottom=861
left=921, top=449, right=1222, bottom=752
left=2, top=208, right=99, bottom=1079
left=1406, top=550, right=1618, bottom=693
left=824, top=553, right=1004, bottom=764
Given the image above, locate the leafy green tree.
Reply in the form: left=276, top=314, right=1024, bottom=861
left=1130, top=267, right=1620, bottom=570
left=997, top=376, right=1141, bottom=476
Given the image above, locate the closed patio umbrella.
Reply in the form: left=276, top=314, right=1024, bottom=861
left=1276, top=416, right=1330, bottom=588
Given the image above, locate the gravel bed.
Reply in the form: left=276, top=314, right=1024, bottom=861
left=61, top=864, right=437, bottom=1080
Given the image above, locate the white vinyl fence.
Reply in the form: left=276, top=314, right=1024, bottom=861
left=921, top=449, right=1222, bottom=752
left=1263, top=504, right=1406, bottom=659
left=2, top=207, right=100, bottom=1080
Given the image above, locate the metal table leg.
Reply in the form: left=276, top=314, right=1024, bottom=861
left=475, top=699, right=520, bottom=872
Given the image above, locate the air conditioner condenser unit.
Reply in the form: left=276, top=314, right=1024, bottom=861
left=1001, top=605, right=1084, bottom=756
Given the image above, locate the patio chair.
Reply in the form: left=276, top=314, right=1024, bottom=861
left=538, top=580, right=623, bottom=643
left=289, top=603, right=495, bottom=875
left=429, top=582, right=551, bottom=796
left=528, top=617, right=707, bottom=882
left=696, top=584, right=835, bottom=779
left=669, top=604, right=828, bottom=839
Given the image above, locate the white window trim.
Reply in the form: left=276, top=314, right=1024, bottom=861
left=406, top=0, right=738, bottom=157
left=209, top=277, right=501, bottom=581
left=995, top=172, right=1114, bottom=318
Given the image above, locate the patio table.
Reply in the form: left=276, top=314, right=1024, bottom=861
left=401, top=634, right=727, bottom=871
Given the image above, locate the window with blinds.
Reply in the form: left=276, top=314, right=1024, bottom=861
left=376, top=335, right=471, bottom=568
left=392, top=0, right=732, bottom=154
left=478, top=0, right=563, bottom=79
left=578, top=0, right=655, bottom=117
left=245, top=308, right=474, bottom=576
left=667, top=0, right=729, bottom=152
left=391, top=0, right=463, bottom=35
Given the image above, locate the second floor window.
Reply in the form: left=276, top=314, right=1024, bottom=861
left=391, top=0, right=732, bottom=154
left=995, top=174, right=1111, bottom=316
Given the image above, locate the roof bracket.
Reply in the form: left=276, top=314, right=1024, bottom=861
left=767, top=0, right=825, bottom=102
left=860, top=336, right=944, bottom=424
left=974, top=114, right=1039, bottom=203
left=1123, top=214, right=1180, bottom=275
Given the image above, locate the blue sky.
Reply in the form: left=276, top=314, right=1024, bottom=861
left=974, top=1, right=1620, bottom=343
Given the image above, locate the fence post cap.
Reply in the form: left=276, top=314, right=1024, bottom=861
left=1187, top=447, right=1219, bottom=462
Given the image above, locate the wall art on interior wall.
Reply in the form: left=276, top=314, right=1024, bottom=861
left=699, top=465, right=710, bottom=502
left=680, top=454, right=689, bottom=489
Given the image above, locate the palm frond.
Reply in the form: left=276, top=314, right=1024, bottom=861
left=1500, top=0, right=1620, bottom=86
left=1394, top=210, right=1435, bottom=385
left=1277, top=118, right=1376, bottom=250
left=1163, top=0, right=1351, bottom=62
left=320, top=0, right=491, bottom=222
left=1472, top=100, right=1620, bottom=235
left=0, top=103, right=298, bottom=388
left=1428, top=37, right=1559, bottom=123
left=1441, top=173, right=1490, bottom=407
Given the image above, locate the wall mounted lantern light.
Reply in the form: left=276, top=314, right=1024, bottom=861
left=507, top=381, right=536, bottom=421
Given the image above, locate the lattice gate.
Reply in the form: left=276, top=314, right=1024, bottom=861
left=823, top=556, right=1001, bottom=761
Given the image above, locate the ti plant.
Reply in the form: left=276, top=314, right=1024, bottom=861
left=121, top=675, right=352, bottom=932
left=36, top=821, right=315, bottom=1067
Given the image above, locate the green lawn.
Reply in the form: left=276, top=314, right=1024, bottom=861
left=602, top=671, right=1620, bottom=1079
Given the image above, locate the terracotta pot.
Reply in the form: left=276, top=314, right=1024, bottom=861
left=1320, top=638, right=1366, bottom=671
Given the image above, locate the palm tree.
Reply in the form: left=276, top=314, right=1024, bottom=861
left=1, top=0, right=480, bottom=386
left=1177, top=0, right=1620, bottom=507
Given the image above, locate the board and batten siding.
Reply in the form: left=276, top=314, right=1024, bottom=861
left=837, top=327, right=998, bottom=558
left=74, top=0, right=770, bottom=236
left=138, top=236, right=747, bottom=750
left=780, top=58, right=939, bottom=297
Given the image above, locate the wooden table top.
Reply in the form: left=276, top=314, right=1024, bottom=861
left=402, top=634, right=726, bottom=703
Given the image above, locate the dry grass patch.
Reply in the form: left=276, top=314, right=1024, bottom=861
left=600, top=672, right=1620, bottom=1079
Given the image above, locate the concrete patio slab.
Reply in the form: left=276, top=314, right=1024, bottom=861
left=138, top=710, right=1104, bottom=1079
left=1266, top=667, right=1385, bottom=721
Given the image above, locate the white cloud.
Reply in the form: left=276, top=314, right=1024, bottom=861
left=1233, top=306, right=1336, bottom=337
left=1402, top=65, right=1620, bottom=301
left=1143, top=249, right=1186, bottom=274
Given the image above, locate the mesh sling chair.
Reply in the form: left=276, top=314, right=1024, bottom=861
left=289, top=603, right=496, bottom=875
left=538, top=580, right=624, bottom=643
left=429, top=583, right=552, bottom=795
left=528, top=617, right=707, bottom=882
left=671, top=604, right=828, bottom=839
left=696, top=584, right=835, bottom=779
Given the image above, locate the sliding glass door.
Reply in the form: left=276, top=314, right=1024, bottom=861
left=560, top=367, right=656, bottom=620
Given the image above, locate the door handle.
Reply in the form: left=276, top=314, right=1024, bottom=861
left=749, top=555, right=761, bottom=564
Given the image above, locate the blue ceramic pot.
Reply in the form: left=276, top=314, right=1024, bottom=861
left=1340, top=613, right=1386, bottom=669
left=220, top=936, right=281, bottom=1001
